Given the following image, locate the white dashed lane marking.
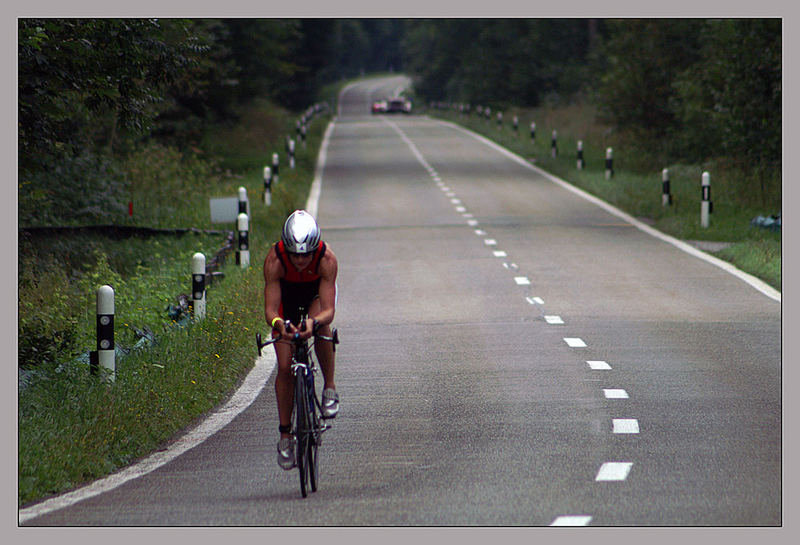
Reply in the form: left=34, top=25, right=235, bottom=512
left=613, top=419, right=640, bottom=434
left=390, top=118, right=644, bottom=524
left=550, top=515, right=592, bottom=526
left=604, top=388, right=629, bottom=399
left=595, top=462, right=633, bottom=481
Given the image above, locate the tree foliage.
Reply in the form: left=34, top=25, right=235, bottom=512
left=402, top=18, right=781, bottom=172
left=18, top=19, right=206, bottom=170
left=19, top=17, right=781, bottom=220
left=593, top=18, right=781, bottom=170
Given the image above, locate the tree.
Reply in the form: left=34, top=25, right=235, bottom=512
left=593, top=19, right=705, bottom=136
left=672, top=19, right=781, bottom=169
left=18, top=19, right=206, bottom=170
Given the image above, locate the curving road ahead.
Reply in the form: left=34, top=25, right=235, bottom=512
left=22, top=76, right=781, bottom=526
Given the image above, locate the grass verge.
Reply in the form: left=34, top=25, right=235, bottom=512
left=18, top=98, right=332, bottom=507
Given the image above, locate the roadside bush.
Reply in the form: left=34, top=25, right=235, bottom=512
left=19, top=152, right=128, bottom=227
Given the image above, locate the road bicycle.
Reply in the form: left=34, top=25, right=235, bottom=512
left=256, top=314, right=339, bottom=498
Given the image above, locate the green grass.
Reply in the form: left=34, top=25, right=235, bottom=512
left=430, top=104, right=781, bottom=292
left=18, top=97, right=332, bottom=507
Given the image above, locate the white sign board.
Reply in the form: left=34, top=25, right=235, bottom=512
left=210, top=197, right=248, bottom=224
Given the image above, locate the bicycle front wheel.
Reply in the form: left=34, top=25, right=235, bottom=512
left=308, top=392, right=320, bottom=493
left=294, top=370, right=311, bottom=498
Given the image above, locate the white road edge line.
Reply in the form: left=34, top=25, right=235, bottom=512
left=19, top=351, right=278, bottom=523
left=434, top=118, right=781, bottom=303
left=305, top=121, right=336, bottom=217
left=20, top=117, right=338, bottom=525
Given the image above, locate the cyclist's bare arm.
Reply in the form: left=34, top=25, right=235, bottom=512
left=314, top=249, right=338, bottom=328
left=263, top=246, right=288, bottom=338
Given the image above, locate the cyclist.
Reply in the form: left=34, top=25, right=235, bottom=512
left=264, top=210, right=339, bottom=470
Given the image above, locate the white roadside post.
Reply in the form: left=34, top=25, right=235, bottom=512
left=605, top=147, right=614, bottom=179
left=497, top=111, right=503, bottom=128
left=513, top=115, right=519, bottom=134
left=289, top=139, right=296, bottom=169
left=551, top=130, right=558, bottom=158
left=296, top=120, right=302, bottom=148
left=272, top=153, right=280, bottom=185
left=263, top=166, right=272, bottom=205
left=701, top=171, right=712, bottom=228
left=577, top=140, right=584, bottom=170
left=238, top=186, right=248, bottom=216
left=95, top=285, right=115, bottom=382
left=236, top=213, right=250, bottom=267
left=530, top=121, right=536, bottom=142
left=662, top=168, right=672, bottom=207
left=191, top=252, right=206, bottom=320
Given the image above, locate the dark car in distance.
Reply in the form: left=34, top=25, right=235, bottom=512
left=372, top=96, right=412, bottom=114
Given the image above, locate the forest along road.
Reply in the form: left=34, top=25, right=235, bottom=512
left=22, top=75, right=781, bottom=526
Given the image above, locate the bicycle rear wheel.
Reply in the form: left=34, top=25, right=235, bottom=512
left=294, top=370, right=311, bottom=498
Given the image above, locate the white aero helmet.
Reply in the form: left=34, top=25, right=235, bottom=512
left=281, top=210, right=321, bottom=254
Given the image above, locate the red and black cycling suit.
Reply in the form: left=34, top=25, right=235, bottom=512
left=274, top=239, right=327, bottom=326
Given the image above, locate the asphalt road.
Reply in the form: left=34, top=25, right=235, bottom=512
left=22, top=76, right=782, bottom=526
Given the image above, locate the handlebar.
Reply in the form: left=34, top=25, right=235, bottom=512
left=256, top=324, right=339, bottom=356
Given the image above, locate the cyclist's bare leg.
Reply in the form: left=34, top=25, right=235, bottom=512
left=273, top=333, right=294, bottom=439
left=308, top=297, right=335, bottom=390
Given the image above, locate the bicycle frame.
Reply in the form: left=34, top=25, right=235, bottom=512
left=256, top=315, right=338, bottom=497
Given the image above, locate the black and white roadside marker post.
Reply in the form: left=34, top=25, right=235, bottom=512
left=530, top=122, right=536, bottom=142
left=92, top=285, right=115, bottom=382
left=497, top=111, right=503, bottom=128
left=289, top=139, right=296, bottom=169
left=551, top=130, right=558, bottom=158
left=300, top=125, right=307, bottom=149
left=191, top=252, right=206, bottom=320
left=701, top=171, right=712, bottom=228
left=238, top=186, right=248, bottom=216
left=605, top=148, right=614, bottom=179
left=265, top=166, right=273, bottom=201
left=236, top=213, right=250, bottom=268
left=513, top=115, right=519, bottom=134
left=577, top=140, right=584, bottom=170
left=662, top=168, right=672, bottom=206
left=272, top=153, right=280, bottom=185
